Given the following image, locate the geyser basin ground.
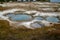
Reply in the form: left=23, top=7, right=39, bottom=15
left=46, top=17, right=59, bottom=23
left=7, top=14, right=32, bottom=21
left=0, top=8, right=60, bottom=29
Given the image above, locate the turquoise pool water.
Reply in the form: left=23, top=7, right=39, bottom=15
left=31, top=22, right=44, bottom=28
left=34, top=17, right=44, bottom=20
left=46, top=17, right=59, bottom=23
left=6, top=13, right=60, bottom=23
left=6, top=14, right=32, bottom=21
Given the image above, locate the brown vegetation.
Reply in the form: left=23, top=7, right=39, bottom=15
left=0, top=20, right=60, bottom=40
left=0, top=6, right=13, bottom=11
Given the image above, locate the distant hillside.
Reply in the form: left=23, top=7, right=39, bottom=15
left=0, top=0, right=49, bottom=2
